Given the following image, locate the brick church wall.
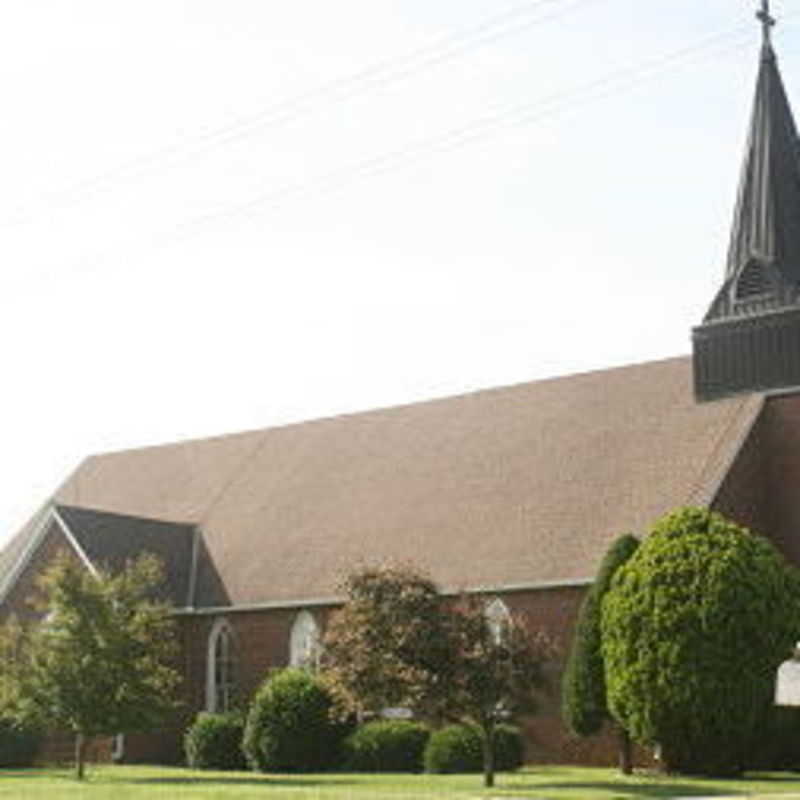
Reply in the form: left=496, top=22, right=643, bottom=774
left=713, top=393, right=800, bottom=565
left=154, top=586, right=632, bottom=768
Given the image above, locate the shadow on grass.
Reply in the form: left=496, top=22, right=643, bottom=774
left=127, top=775, right=358, bottom=788
left=511, top=781, right=742, bottom=797
left=0, top=770, right=68, bottom=780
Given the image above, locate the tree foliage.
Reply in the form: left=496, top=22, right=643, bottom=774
left=601, top=507, right=800, bottom=776
left=0, top=553, right=182, bottom=779
left=323, top=564, right=552, bottom=787
left=323, top=565, right=453, bottom=717
left=562, top=534, right=639, bottom=772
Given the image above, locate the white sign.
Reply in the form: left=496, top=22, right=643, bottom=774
left=380, top=707, right=413, bottom=719
left=775, top=659, right=800, bottom=706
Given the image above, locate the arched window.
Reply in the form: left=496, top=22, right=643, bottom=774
left=289, top=610, right=320, bottom=669
left=206, top=618, right=236, bottom=712
left=484, top=598, right=511, bottom=645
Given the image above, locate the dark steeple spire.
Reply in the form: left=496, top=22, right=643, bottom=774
left=693, top=3, right=800, bottom=400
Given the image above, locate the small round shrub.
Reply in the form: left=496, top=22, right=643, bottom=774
left=423, top=724, right=523, bottom=774
left=0, top=719, right=39, bottom=767
left=243, top=668, right=348, bottom=772
left=343, top=719, right=430, bottom=772
left=184, top=712, right=247, bottom=770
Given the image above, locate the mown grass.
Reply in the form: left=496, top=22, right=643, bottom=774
left=2, top=765, right=800, bottom=799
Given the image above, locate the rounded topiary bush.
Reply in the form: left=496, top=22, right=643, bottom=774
left=184, top=712, right=247, bottom=770
left=602, top=507, right=800, bottom=776
left=343, top=719, right=430, bottom=772
left=423, top=724, right=523, bottom=774
left=0, top=719, right=38, bottom=767
left=243, top=668, right=347, bottom=772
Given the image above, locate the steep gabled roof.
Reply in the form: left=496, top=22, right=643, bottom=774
left=26, top=356, right=761, bottom=609
left=55, top=506, right=196, bottom=607
left=705, top=37, right=800, bottom=322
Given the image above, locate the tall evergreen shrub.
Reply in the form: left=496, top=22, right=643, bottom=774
left=602, top=507, right=800, bottom=776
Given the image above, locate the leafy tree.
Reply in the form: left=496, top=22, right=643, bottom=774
left=323, top=564, right=552, bottom=788
left=601, top=507, right=800, bottom=776
left=561, top=534, right=639, bottom=773
left=323, top=565, right=453, bottom=717
left=0, top=553, right=182, bottom=780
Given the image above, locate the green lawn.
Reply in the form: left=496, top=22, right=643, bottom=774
left=3, top=766, right=800, bottom=799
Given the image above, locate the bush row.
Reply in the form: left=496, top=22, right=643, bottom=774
left=184, top=668, right=524, bottom=774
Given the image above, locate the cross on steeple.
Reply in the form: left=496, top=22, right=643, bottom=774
left=757, top=0, right=776, bottom=46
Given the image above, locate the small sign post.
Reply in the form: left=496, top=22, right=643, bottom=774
left=775, top=645, right=800, bottom=706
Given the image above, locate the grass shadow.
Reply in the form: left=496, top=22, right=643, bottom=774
left=127, top=775, right=358, bottom=788
left=511, top=781, right=744, bottom=797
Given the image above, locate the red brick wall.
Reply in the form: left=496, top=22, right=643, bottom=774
left=156, top=587, right=633, bottom=769
left=713, top=393, right=800, bottom=568
left=0, top=520, right=77, bottom=623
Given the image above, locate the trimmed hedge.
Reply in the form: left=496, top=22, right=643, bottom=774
left=243, top=668, right=348, bottom=773
left=423, top=724, right=523, bottom=774
left=0, top=719, right=39, bottom=767
left=184, top=712, right=247, bottom=771
left=343, top=719, right=430, bottom=772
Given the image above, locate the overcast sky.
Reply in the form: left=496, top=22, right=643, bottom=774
left=1, top=0, right=797, bottom=544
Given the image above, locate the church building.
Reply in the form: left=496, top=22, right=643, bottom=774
left=3, top=5, right=800, bottom=766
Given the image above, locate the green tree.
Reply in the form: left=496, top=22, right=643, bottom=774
left=323, top=564, right=552, bottom=788
left=561, top=534, right=639, bottom=773
left=601, top=507, right=800, bottom=776
left=323, top=565, right=453, bottom=717
left=0, top=554, right=182, bottom=780
left=444, top=594, right=550, bottom=787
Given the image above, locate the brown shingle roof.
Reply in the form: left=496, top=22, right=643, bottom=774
left=20, top=356, right=762, bottom=607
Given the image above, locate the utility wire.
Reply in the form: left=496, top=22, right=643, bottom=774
left=150, top=21, right=764, bottom=245
left=21, top=14, right=796, bottom=283
left=9, top=0, right=603, bottom=223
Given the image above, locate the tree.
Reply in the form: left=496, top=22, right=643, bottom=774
left=323, top=565, right=453, bottom=717
left=601, top=507, right=800, bottom=776
left=444, top=594, right=551, bottom=787
left=0, top=553, right=182, bottom=780
left=323, top=564, right=552, bottom=788
left=561, top=534, right=639, bottom=773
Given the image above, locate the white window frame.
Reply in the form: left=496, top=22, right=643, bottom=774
left=206, top=618, right=236, bottom=712
left=289, top=610, right=321, bottom=669
left=484, top=597, right=511, bottom=645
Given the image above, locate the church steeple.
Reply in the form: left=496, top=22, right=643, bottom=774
left=693, top=2, right=800, bottom=401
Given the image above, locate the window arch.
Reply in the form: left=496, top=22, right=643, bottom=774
left=206, top=618, right=236, bottom=712
left=484, top=598, right=511, bottom=645
left=289, top=610, right=321, bottom=669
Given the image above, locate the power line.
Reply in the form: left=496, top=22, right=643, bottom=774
left=150, top=20, right=763, bottom=243
left=9, top=0, right=603, bottom=223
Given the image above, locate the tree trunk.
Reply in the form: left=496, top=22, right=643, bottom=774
left=481, top=723, right=495, bottom=789
left=618, top=726, right=633, bottom=775
left=75, top=733, right=87, bottom=781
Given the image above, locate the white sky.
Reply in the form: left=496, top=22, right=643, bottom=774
left=1, top=0, right=797, bottom=544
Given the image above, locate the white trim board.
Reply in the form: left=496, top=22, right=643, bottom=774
left=172, top=576, right=593, bottom=617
